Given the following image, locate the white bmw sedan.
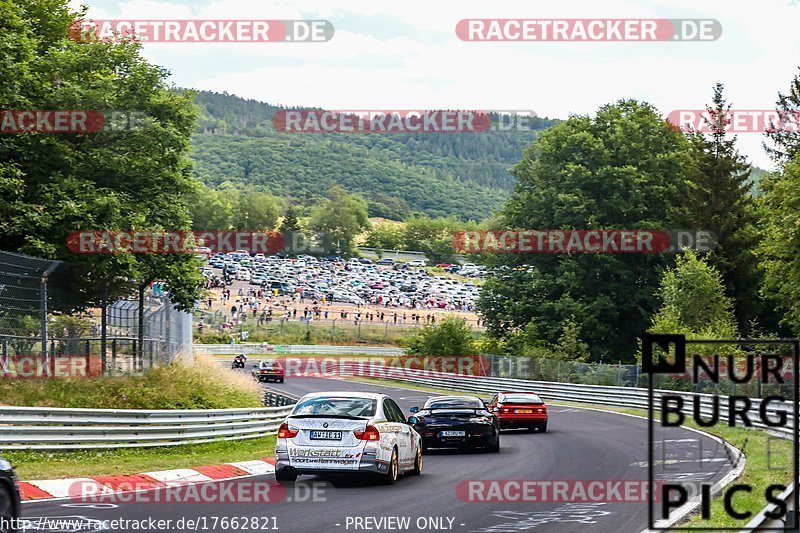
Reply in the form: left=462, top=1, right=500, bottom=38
left=275, top=391, right=422, bottom=484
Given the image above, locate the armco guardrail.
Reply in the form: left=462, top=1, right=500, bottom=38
left=0, top=405, right=293, bottom=450
left=195, top=344, right=403, bottom=356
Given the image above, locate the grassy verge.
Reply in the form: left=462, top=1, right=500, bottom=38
left=1, top=354, right=272, bottom=479
left=0, top=354, right=263, bottom=409
left=195, top=320, right=416, bottom=346
left=6, top=436, right=276, bottom=480
left=346, top=376, right=793, bottom=529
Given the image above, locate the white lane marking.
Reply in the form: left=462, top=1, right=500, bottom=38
left=228, top=460, right=276, bottom=475
left=629, top=457, right=733, bottom=467
left=472, top=504, right=612, bottom=532
left=141, top=468, right=213, bottom=485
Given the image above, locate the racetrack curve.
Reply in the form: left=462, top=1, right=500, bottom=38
left=21, top=375, right=735, bottom=533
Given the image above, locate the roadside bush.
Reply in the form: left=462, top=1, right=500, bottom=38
left=405, top=317, right=477, bottom=356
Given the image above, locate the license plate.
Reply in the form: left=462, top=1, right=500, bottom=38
left=440, top=430, right=466, bottom=437
left=310, top=431, right=342, bottom=440
left=515, top=409, right=533, bottom=414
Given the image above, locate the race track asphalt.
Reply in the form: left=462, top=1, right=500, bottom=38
left=20, top=375, right=734, bottom=533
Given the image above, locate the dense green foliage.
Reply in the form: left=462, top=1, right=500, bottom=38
left=0, top=0, right=202, bottom=309
left=310, top=185, right=370, bottom=255
left=188, top=183, right=281, bottom=231
left=406, top=317, right=478, bottom=356
left=189, top=91, right=557, bottom=220
left=479, top=100, right=699, bottom=361
left=649, top=251, right=739, bottom=341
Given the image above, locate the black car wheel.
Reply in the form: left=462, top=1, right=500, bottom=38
left=488, top=434, right=500, bottom=453
left=411, top=446, right=423, bottom=475
left=538, top=422, right=548, bottom=433
left=0, top=485, right=14, bottom=533
left=381, top=448, right=398, bottom=485
left=278, top=378, right=284, bottom=383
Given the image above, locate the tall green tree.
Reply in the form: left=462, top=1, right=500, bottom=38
left=279, top=206, right=301, bottom=234
left=0, top=0, right=202, bottom=309
left=758, top=68, right=800, bottom=336
left=650, top=251, right=739, bottom=340
left=479, top=100, right=698, bottom=361
left=682, top=83, right=762, bottom=332
left=309, top=185, right=370, bottom=255
left=759, top=159, right=800, bottom=333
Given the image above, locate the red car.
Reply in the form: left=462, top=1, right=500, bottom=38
left=488, top=391, right=548, bottom=432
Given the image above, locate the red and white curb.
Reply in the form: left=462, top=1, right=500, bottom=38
left=18, top=458, right=276, bottom=502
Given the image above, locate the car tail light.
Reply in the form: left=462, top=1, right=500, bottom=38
left=354, top=425, right=380, bottom=441
left=277, top=423, right=298, bottom=439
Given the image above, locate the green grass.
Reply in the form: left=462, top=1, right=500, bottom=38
left=6, top=436, right=276, bottom=480
left=346, top=376, right=793, bottom=529
left=0, top=355, right=263, bottom=409
left=195, top=320, right=419, bottom=346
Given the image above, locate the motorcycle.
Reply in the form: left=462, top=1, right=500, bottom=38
left=231, top=355, right=247, bottom=369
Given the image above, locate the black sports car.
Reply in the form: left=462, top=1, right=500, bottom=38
left=408, top=396, right=500, bottom=453
left=0, top=457, right=20, bottom=533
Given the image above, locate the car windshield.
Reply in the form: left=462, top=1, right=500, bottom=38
left=425, top=398, right=483, bottom=410
left=501, top=394, right=544, bottom=404
left=291, top=397, right=376, bottom=418
left=260, top=362, right=275, bottom=369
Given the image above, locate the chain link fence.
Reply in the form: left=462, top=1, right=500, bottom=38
left=486, top=349, right=793, bottom=399
left=0, top=250, right=191, bottom=375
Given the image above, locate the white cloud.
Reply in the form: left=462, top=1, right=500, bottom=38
left=84, top=0, right=800, bottom=168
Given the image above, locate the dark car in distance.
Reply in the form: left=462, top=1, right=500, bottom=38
left=0, top=457, right=20, bottom=533
left=408, top=396, right=499, bottom=453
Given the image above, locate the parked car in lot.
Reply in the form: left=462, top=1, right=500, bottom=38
left=252, top=360, right=285, bottom=383
left=0, top=457, right=20, bottom=533
left=488, top=391, right=548, bottom=432
left=409, top=396, right=499, bottom=453
left=275, top=392, right=422, bottom=484
left=376, top=258, right=396, bottom=265
left=406, top=260, right=427, bottom=268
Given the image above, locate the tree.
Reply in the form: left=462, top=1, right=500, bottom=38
left=365, top=223, right=404, bottom=250
left=758, top=69, right=800, bottom=336
left=231, top=187, right=281, bottom=230
left=279, top=206, right=301, bottom=234
left=765, top=66, right=800, bottom=162
left=649, top=251, right=739, bottom=341
left=551, top=317, right=590, bottom=361
left=759, top=159, right=800, bottom=333
left=309, top=185, right=370, bottom=255
left=0, top=0, right=202, bottom=309
left=406, top=317, right=477, bottom=357
left=682, top=83, right=762, bottom=332
left=188, top=184, right=234, bottom=230
left=479, top=100, right=698, bottom=361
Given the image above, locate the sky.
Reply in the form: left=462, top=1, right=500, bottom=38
left=73, top=0, right=800, bottom=170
